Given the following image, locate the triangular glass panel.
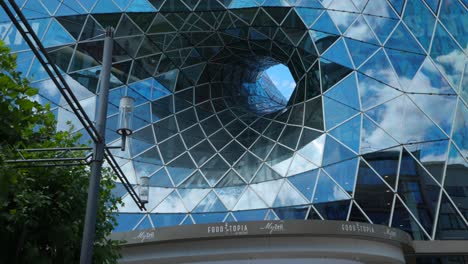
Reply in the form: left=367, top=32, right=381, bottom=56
left=233, top=152, right=262, bottom=183
left=93, top=13, right=122, bottom=29
left=273, top=181, right=308, bottom=207
left=262, top=0, right=290, bottom=6
left=177, top=188, right=210, bottom=211
left=424, top=0, right=439, bottom=13
left=408, top=94, right=456, bottom=136
left=115, top=14, right=144, bottom=37
left=388, top=0, right=404, bottom=14
left=363, top=0, right=398, bottom=18
left=385, top=22, right=425, bottom=54
left=327, top=10, right=359, bottom=34
left=252, top=7, right=277, bottom=26
left=361, top=115, right=399, bottom=154
left=401, top=96, right=448, bottom=143
left=452, top=101, right=468, bottom=158
left=216, top=170, right=246, bottom=187
left=294, top=7, right=322, bottom=27
left=113, top=214, right=144, bottom=232
left=181, top=63, right=205, bottom=85
left=127, top=0, right=158, bottom=12
left=344, top=38, right=379, bottom=71
left=405, top=140, right=449, bottom=184
left=398, top=149, right=441, bottom=233
left=435, top=193, right=468, bottom=240
left=233, top=187, right=268, bottom=210
left=407, top=58, right=456, bottom=95
left=439, top=0, right=466, bottom=48
left=192, top=212, right=227, bottom=224
left=56, top=1, right=86, bottom=16
left=56, top=15, right=87, bottom=39
left=403, top=0, right=435, bottom=51
left=358, top=49, right=401, bottom=89
left=134, top=215, right=153, bottom=230
left=229, top=8, right=258, bottom=24
left=201, top=155, right=230, bottom=186
left=149, top=168, right=174, bottom=187
left=354, top=159, right=394, bottom=225
left=287, top=153, right=318, bottom=176
left=265, top=209, right=280, bottom=220
left=363, top=146, right=400, bottom=189
left=282, top=7, right=307, bottom=29
left=21, top=0, right=50, bottom=18
left=251, top=164, right=283, bottom=184
left=42, top=19, right=75, bottom=48
left=274, top=206, right=309, bottom=220
left=160, top=0, right=191, bottom=12
left=322, top=135, right=356, bottom=166
left=308, top=30, right=339, bottom=55
left=215, top=186, right=246, bottom=210
left=314, top=200, right=350, bottom=220
left=193, top=191, right=227, bottom=213
left=310, top=11, right=340, bottom=35
left=320, top=59, right=353, bottom=92
left=322, top=38, right=354, bottom=69
left=325, top=74, right=361, bottom=111
left=297, top=133, right=325, bottom=166
left=92, top=0, right=121, bottom=13
left=307, top=206, right=322, bottom=220
left=386, top=48, right=426, bottom=81
left=287, top=169, right=318, bottom=200
left=220, top=140, right=246, bottom=165
left=250, top=179, right=284, bottom=206
left=444, top=144, right=468, bottom=220
left=153, top=191, right=187, bottom=213
left=166, top=153, right=196, bottom=185
left=329, top=115, right=361, bottom=153
left=128, top=13, right=157, bottom=32
left=151, top=213, right=185, bottom=227
left=350, top=0, right=368, bottom=11
left=323, top=157, right=359, bottom=194
left=179, top=171, right=210, bottom=188
left=357, top=72, right=402, bottom=110
left=324, top=97, right=359, bottom=130
left=266, top=144, right=294, bottom=176
left=363, top=15, right=398, bottom=45
left=133, top=157, right=161, bottom=180
left=188, top=140, right=216, bottom=166
left=430, top=22, right=464, bottom=90
left=365, top=96, right=405, bottom=142
left=155, top=69, right=178, bottom=92
left=278, top=126, right=302, bottom=150
left=147, top=13, right=178, bottom=33
left=224, top=213, right=237, bottom=222
left=348, top=202, right=371, bottom=223
left=234, top=209, right=268, bottom=222
left=391, top=197, right=430, bottom=240
left=344, top=15, right=379, bottom=45
left=313, top=170, right=350, bottom=204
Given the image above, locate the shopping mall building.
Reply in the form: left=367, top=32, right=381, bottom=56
left=1, top=0, right=467, bottom=263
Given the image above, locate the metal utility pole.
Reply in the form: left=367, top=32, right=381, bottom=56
left=80, top=27, right=114, bottom=264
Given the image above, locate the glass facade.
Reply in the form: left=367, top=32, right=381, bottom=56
left=2, top=0, right=467, bottom=241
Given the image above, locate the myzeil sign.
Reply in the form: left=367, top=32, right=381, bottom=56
left=132, top=230, right=156, bottom=242
left=207, top=221, right=286, bottom=236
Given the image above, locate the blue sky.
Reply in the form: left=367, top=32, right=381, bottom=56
left=265, top=64, right=296, bottom=99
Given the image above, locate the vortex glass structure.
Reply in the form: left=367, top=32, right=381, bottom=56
left=2, top=0, right=467, bottom=241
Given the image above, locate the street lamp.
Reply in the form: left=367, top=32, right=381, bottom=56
left=139, top=176, right=149, bottom=205
left=117, top=96, right=135, bottom=151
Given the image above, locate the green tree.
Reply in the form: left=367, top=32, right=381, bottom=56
left=0, top=40, right=122, bottom=263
